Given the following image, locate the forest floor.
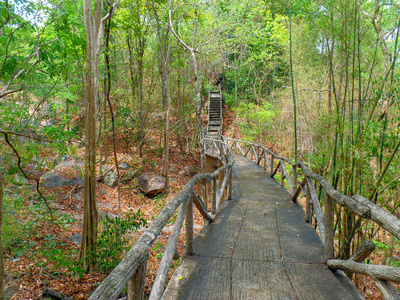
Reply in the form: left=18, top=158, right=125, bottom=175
left=3, top=104, right=398, bottom=299
left=4, top=119, right=206, bottom=299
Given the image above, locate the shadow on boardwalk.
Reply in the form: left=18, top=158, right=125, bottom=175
left=164, top=155, right=360, bottom=300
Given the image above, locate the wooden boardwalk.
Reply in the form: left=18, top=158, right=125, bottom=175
left=164, top=155, right=360, bottom=300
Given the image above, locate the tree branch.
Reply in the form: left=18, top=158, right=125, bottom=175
left=1, top=131, right=54, bottom=222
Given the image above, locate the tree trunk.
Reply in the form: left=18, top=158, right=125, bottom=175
left=138, top=49, right=144, bottom=158
left=80, top=0, right=121, bottom=269
left=151, top=0, right=171, bottom=177
left=81, top=0, right=101, bottom=269
left=191, top=51, right=205, bottom=173
left=177, top=52, right=183, bottom=152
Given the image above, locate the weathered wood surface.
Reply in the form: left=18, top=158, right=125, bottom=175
left=374, top=279, right=400, bottom=300
left=327, top=259, right=400, bottom=283
left=89, top=160, right=234, bottom=300
left=150, top=197, right=189, bottom=300
left=163, top=155, right=359, bottom=299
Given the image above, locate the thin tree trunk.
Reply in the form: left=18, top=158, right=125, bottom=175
left=168, top=0, right=205, bottom=173
left=138, top=54, right=144, bottom=158
left=177, top=51, right=183, bottom=152
left=104, top=14, right=121, bottom=217
left=289, top=0, right=298, bottom=162
left=151, top=0, right=171, bottom=177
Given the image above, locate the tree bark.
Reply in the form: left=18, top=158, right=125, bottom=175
left=81, top=0, right=102, bottom=268
left=327, top=259, right=400, bottom=283
left=80, top=0, right=121, bottom=269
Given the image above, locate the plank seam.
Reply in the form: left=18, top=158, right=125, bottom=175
left=275, top=201, right=299, bottom=300
left=229, top=195, right=250, bottom=300
left=190, top=254, right=326, bottom=265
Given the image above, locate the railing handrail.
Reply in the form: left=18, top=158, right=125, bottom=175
left=223, top=136, right=400, bottom=298
left=223, top=137, right=400, bottom=239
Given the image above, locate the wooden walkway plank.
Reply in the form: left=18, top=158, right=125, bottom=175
left=163, top=155, right=362, bottom=300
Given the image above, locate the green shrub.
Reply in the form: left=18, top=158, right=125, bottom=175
left=95, top=210, right=147, bottom=273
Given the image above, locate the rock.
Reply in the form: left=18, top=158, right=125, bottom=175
left=119, top=162, right=129, bottom=170
left=103, top=169, right=118, bottom=187
left=138, top=174, right=166, bottom=195
left=4, top=284, right=20, bottom=300
left=67, top=233, right=82, bottom=245
left=68, top=178, right=83, bottom=187
left=41, top=171, right=70, bottom=189
left=97, top=201, right=114, bottom=210
left=121, top=170, right=137, bottom=183
left=41, top=171, right=82, bottom=189
left=8, top=210, right=16, bottom=216
left=55, top=159, right=84, bottom=172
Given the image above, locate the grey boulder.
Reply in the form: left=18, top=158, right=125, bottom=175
left=138, top=174, right=166, bottom=195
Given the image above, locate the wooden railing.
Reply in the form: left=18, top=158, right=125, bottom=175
left=223, top=136, right=400, bottom=300
left=89, top=136, right=234, bottom=300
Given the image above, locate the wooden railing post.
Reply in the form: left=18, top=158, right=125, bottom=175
left=211, top=177, right=217, bottom=215
left=227, top=167, right=233, bottom=200
left=127, top=258, right=147, bottom=300
left=291, top=165, right=298, bottom=195
left=324, top=194, right=334, bottom=260
left=305, top=179, right=312, bottom=223
left=279, top=160, right=286, bottom=187
left=186, top=192, right=194, bottom=256
left=270, top=155, right=274, bottom=176
left=263, top=151, right=267, bottom=171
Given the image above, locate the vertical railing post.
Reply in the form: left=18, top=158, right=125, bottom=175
left=186, top=192, right=194, bottom=256
left=280, top=160, right=285, bottom=187
left=305, top=178, right=312, bottom=223
left=324, top=194, right=334, bottom=260
left=263, top=151, right=267, bottom=171
left=270, top=155, right=274, bottom=176
left=127, top=258, right=147, bottom=300
left=291, top=165, right=298, bottom=195
left=227, top=168, right=233, bottom=200
left=211, top=177, right=217, bottom=215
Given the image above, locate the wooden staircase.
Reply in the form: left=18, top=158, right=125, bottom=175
left=206, top=90, right=222, bottom=139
